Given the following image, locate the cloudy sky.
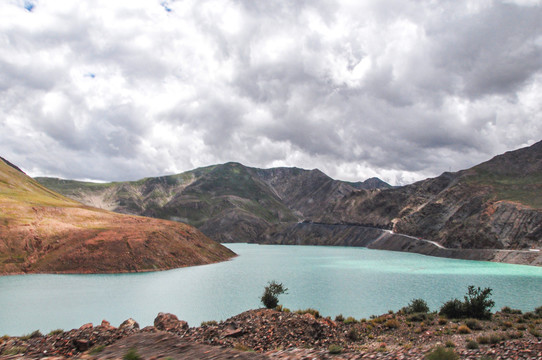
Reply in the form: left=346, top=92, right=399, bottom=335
left=1, top=0, right=541, bottom=185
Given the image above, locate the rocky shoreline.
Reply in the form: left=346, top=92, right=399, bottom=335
left=1, top=308, right=541, bottom=359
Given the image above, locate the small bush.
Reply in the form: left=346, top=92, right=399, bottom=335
left=261, top=281, right=288, bottom=309
left=440, top=299, right=464, bottom=319
left=477, top=335, right=489, bottom=344
left=407, top=313, right=428, bottom=322
left=465, top=319, right=482, bottom=330
left=445, top=340, right=455, bottom=348
left=501, top=306, right=522, bottom=314
left=535, top=306, right=542, bottom=317
left=502, top=321, right=513, bottom=329
left=507, top=331, right=523, bottom=339
left=529, top=328, right=541, bottom=338
left=335, top=314, right=344, bottom=322
left=457, top=325, right=471, bottom=334
left=489, top=333, right=502, bottom=344
left=385, top=319, right=400, bottom=329
left=425, top=346, right=459, bottom=360
left=344, top=316, right=358, bottom=324
left=516, top=324, right=527, bottom=330
left=466, top=339, right=479, bottom=349
left=403, top=298, right=430, bottom=314
left=347, top=328, right=359, bottom=341
left=438, top=317, right=448, bottom=325
left=200, top=320, right=218, bottom=327
left=47, top=329, right=63, bottom=336
left=328, top=344, right=343, bottom=354
left=123, top=348, right=142, bottom=360
left=295, top=308, right=320, bottom=318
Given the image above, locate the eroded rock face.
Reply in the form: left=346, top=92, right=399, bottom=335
left=119, top=318, right=139, bottom=330
left=154, top=312, right=188, bottom=332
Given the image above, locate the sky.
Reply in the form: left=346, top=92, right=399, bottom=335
left=1, top=0, right=541, bottom=186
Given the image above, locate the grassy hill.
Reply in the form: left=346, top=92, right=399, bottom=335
left=0, top=157, right=235, bottom=274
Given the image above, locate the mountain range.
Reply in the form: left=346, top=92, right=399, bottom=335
left=0, top=157, right=235, bottom=274
left=35, top=141, right=542, bottom=266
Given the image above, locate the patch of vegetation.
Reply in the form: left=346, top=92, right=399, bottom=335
left=385, top=319, right=400, bottom=329
left=343, top=316, right=357, bottom=324
left=425, top=346, right=459, bottom=360
left=200, top=320, right=218, bottom=327
left=328, top=344, right=343, bottom=354
left=233, top=343, right=254, bottom=352
left=261, top=281, right=288, bottom=309
left=501, top=306, right=522, bottom=315
left=295, top=308, right=320, bottom=318
left=440, top=286, right=494, bottom=320
left=89, top=344, right=106, bottom=355
left=457, top=325, right=471, bottom=334
left=402, top=298, right=430, bottom=314
left=123, top=347, right=142, bottom=360
left=466, top=339, right=479, bottom=349
left=1, top=346, right=26, bottom=355
left=20, top=330, right=42, bottom=341
left=47, top=329, right=63, bottom=336
left=465, top=319, right=483, bottom=330
left=445, top=340, right=455, bottom=348
left=335, top=314, right=344, bottom=322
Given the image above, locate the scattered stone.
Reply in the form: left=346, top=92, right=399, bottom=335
left=154, top=312, right=188, bottom=332
left=119, top=318, right=139, bottom=330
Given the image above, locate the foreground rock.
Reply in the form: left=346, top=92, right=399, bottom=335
left=1, top=309, right=541, bottom=359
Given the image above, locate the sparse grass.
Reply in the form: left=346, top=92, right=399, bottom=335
left=328, top=344, right=343, bottom=354
left=200, top=320, right=218, bottom=327
left=425, top=346, right=459, bottom=360
left=233, top=343, right=254, bottom=352
left=344, top=316, right=358, bottom=324
left=466, top=339, right=479, bottom=349
left=123, top=347, right=142, bottom=360
left=47, top=329, right=63, bottom=336
left=1, top=346, right=26, bottom=355
left=295, top=308, right=320, bottom=318
left=20, top=330, right=42, bottom=340
left=89, top=344, right=106, bottom=355
left=457, top=325, right=471, bottom=334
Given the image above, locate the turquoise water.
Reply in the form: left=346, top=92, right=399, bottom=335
left=1, top=244, right=541, bottom=336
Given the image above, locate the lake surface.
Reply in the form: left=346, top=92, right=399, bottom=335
left=1, top=244, right=541, bottom=336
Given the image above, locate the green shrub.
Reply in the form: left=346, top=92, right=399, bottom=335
left=489, top=333, right=502, bottom=344
left=535, top=306, right=542, bottom=317
left=445, top=340, right=455, bottom=348
left=403, top=298, right=430, bottom=314
left=328, top=344, right=343, bottom=354
left=440, top=299, right=464, bottom=319
left=233, top=343, right=254, bottom=352
left=466, top=339, right=479, bottom=349
left=439, top=286, right=494, bottom=320
left=261, top=281, right=288, bottom=309
left=425, top=346, right=459, bottom=360
left=385, top=319, right=400, bottom=329
left=463, top=286, right=494, bottom=319
left=123, top=348, right=141, bottom=360
left=335, top=314, right=344, bottom=322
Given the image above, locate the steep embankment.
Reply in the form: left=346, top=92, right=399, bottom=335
left=258, top=142, right=542, bottom=265
left=0, top=157, right=235, bottom=274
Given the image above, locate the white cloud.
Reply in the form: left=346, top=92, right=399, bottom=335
left=0, top=0, right=541, bottom=185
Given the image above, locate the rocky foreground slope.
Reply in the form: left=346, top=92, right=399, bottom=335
left=1, top=308, right=541, bottom=359
left=0, top=157, right=235, bottom=274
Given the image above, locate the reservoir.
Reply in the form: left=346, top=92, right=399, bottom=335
left=1, top=243, right=541, bottom=336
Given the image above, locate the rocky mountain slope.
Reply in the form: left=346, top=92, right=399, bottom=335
left=36, top=163, right=390, bottom=243
left=0, top=157, right=235, bottom=274
left=308, top=141, right=542, bottom=252
left=34, top=142, right=542, bottom=265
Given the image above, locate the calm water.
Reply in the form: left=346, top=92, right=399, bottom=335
left=1, top=244, right=541, bottom=336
